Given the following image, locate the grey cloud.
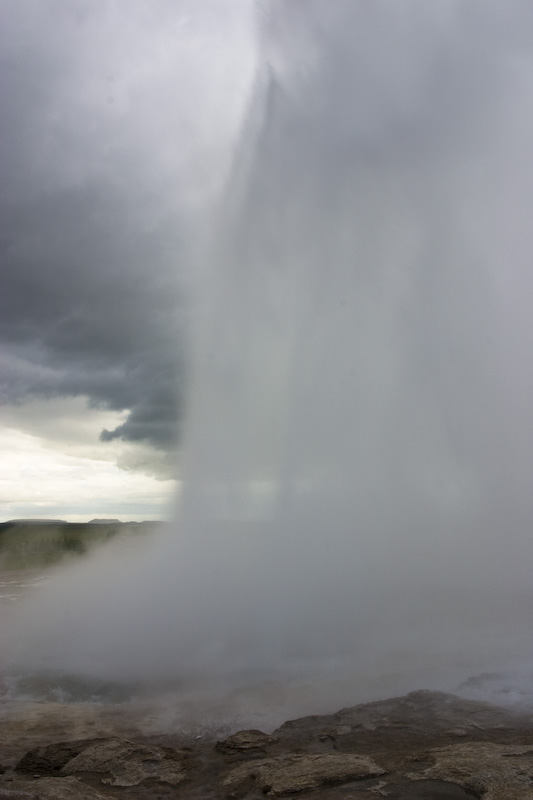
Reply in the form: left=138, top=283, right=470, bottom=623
left=1, top=0, right=256, bottom=464
left=0, top=2, right=196, bottom=456
left=1, top=176, right=187, bottom=451
left=262, top=0, right=533, bottom=160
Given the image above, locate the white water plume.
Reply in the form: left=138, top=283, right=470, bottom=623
left=4, top=1, right=533, bottom=713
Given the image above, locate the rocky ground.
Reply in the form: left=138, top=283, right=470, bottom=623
left=2, top=690, right=533, bottom=799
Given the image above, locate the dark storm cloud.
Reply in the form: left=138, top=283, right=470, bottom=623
left=0, top=3, right=186, bottom=453
left=0, top=177, right=186, bottom=451
left=0, top=0, right=256, bottom=458
left=1, top=177, right=186, bottom=449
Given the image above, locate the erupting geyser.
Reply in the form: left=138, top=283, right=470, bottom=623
left=5, top=1, right=533, bottom=715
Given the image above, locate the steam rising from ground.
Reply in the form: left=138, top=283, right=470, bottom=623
left=4, top=1, right=533, bottom=715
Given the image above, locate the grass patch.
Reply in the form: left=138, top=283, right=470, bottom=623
left=0, top=520, right=163, bottom=569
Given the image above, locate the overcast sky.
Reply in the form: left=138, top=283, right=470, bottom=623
left=2, top=1, right=533, bottom=523
left=0, top=0, right=258, bottom=520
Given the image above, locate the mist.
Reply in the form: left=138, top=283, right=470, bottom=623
left=4, top=1, right=533, bottom=720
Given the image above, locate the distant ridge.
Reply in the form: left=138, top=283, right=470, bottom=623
left=2, top=519, right=164, bottom=525
left=5, top=519, right=68, bottom=525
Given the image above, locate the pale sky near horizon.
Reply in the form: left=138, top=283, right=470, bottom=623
left=0, top=0, right=258, bottom=521
left=1, top=398, right=176, bottom=521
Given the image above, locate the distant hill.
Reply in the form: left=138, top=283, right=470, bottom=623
left=0, top=520, right=163, bottom=569
left=5, top=519, right=68, bottom=525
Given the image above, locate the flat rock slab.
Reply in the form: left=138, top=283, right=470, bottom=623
left=274, top=690, right=532, bottom=747
left=411, top=742, right=533, bottom=800
left=223, top=752, right=385, bottom=797
left=0, top=776, right=109, bottom=799
left=61, top=737, right=192, bottom=787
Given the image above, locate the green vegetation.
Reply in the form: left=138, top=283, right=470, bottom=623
left=0, top=520, right=163, bottom=569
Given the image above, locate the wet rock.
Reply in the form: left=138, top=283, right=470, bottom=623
left=215, top=729, right=278, bottom=755
left=274, top=690, right=532, bottom=750
left=410, top=742, right=533, bottom=800
left=6, top=692, right=533, bottom=799
left=318, top=724, right=352, bottom=741
left=15, top=740, right=100, bottom=777
left=61, top=737, right=193, bottom=787
left=383, top=780, right=484, bottom=799
left=0, top=776, right=109, bottom=799
left=223, top=752, right=385, bottom=797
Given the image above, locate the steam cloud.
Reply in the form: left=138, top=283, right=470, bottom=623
left=5, top=1, right=533, bottom=712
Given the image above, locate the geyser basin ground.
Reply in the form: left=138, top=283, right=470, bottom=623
left=2, top=542, right=533, bottom=798
left=2, top=688, right=533, bottom=800
left=3, top=550, right=533, bottom=739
